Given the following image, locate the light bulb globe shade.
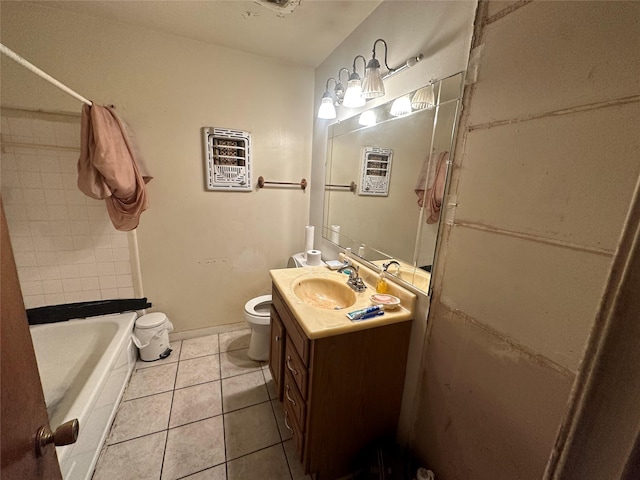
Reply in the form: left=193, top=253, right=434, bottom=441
left=361, top=59, right=384, bottom=99
left=411, top=84, right=435, bottom=110
left=343, top=79, right=366, bottom=108
left=358, top=110, right=377, bottom=126
left=390, top=96, right=412, bottom=117
left=318, top=96, right=337, bottom=119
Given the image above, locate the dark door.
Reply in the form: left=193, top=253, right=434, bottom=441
left=1, top=199, right=63, bottom=480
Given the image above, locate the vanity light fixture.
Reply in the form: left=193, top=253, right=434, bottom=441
left=358, top=110, right=377, bottom=126
left=361, top=39, right=392, bottom=99
left=411, top=82, right=435, bottom=110
left=317, top=78, right=338, bottom=119
left=389, top=95, right=412, bottom=117
left=334, top=68, right=350, bottom=106
left=343, top=55, right=367, bottom=108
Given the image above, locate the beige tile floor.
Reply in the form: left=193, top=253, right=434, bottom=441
left=92, top=329, right=311, bottom=480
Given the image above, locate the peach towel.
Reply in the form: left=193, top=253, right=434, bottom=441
left=77, top=104, right=152, bottom=231
left=415, top=151, right=449, bottom=224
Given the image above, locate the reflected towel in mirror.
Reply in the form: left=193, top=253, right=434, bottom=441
left=415, top=151, right=449, bottom=224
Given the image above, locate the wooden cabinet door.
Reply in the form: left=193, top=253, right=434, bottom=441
left=1, top=200, right=63, bottom=480
left=269, top=305, right=285, bottom=400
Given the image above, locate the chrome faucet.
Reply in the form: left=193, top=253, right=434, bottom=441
left=383, top=260, right=401, bottom=273
left=337, top=264, right=367, bottom=292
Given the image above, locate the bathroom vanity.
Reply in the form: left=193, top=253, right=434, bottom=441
left=269, top=266, right=415, bottom=480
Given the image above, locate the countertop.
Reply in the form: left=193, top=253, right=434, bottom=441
left=269, top=260, right=416, bottom=340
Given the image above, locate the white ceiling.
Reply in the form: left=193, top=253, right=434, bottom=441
left=30, top=0, right=382, bottom=67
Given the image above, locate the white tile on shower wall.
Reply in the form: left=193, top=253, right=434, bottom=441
left=42, top=279, right=63, bottom=294
left=87, top=205, right=106, bottom=221
left=95, top=248, right=114, bottom=263
left=18, top=266, right=41, bottom=283
left=1, top=171, right=21, bottom=188
left=39, top=156, right=60, bottom=173
left=97, top=262, right=116, bottom=276
left=2, top=187, right=24, bottom=205
left=3, top=204, right=27, bottom=221
left=22, top=189, right=46, bottom=206
left=118, top=287, right=135, bottom=298
left=72, top=235, right=92, bottom=250
left=33, top=236, right=54, bottom=252
left=62, top=173, right=77, bottom=190
left=62, top=278, right=83, bottom=293
left=10, top=221, right=31, bottom=237
left=83, top=290, right=102, bottom=302
left=45, top=293, right=66, bottom=305
left=24, top=295, right=45, bottom=309
left=46, top=205, right=69, bottom=221
left=111, top=234, right=128, bottom=249
left=59, top=264, right=80, bottom=279
left=26, top=205, right=48, bottom=221
left=30, top=221, right=51, bottom=236
left=76, top=250, right=96, bottom=265
left=21, top=280, right=43, bottom=296
left=93, top=234, right=113, bottom=250
left=78, top=263, right=98, bottom=277
left=113, top=248, right=130, bottom=262
left=44, top=189, right=67, bottom=206
left=18, top=171, right=42, bottom=189
left=50, top=221, right=72, bottom=236
left=17, top=155, right=40, bottom=173
left=114, top=261, right=132, bottom=275
left=71, top=221, right=90, bottom=236
left=64, top=189, right=86, bottom=206
left=56, top=251, right=77, bottom=265
left=14, top=252, right=37, bottom=268
left=101, top=288, right=119, bottom=299
left=52, top=236, right=74, bottom=251
left=41, top=172, right=64, bottom=189
left=68, top=206, right=88, bottom=221
left=35, top=251, right=57, bottom=267
left=11, top=237, right=34, bottom=253
left=40, top=266, right=61, bottom=280
left=116, top=275, right=133, bottom=288
left=99, top=276, right=118, bottom=289
left=65, top=292, right=85, bottom=303
left=82, top=277, right=100, bottom=291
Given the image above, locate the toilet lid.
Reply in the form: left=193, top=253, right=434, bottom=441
left=244, top=295, right=272, bottom=318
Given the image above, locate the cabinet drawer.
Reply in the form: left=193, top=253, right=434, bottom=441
left=273, top=286, right=310, bottom=365
left=283, top=401, right=305, bottom=461
left=283, top=368, right=306, bottom=431
left=269, top=307, right=285, bottom=400
left=285, top=336, right=308, bottom=400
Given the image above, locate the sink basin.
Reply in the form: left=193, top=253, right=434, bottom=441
left=293, top=277, right=357, bottom=310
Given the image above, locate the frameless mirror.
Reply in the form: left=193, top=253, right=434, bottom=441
left=322, top=72, right=464, bottom=294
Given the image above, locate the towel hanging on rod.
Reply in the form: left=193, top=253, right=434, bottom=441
left=0, top=43, right=92, bottom=106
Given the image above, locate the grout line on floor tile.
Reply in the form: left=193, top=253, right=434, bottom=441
left=279, top=441, right=295, bottom=480
left=225, top=440, right=286, bottom=464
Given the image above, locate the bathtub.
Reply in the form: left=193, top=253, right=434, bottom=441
left=30, top=312, right=138, bottom=480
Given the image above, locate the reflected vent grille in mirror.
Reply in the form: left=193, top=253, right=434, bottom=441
left=202, top=127, right=252, bottom=191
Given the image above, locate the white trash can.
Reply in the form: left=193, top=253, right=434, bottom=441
left=132, top=312, right=174, bottom=362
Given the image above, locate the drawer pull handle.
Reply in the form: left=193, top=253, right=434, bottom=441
left=285, top=385, right=296, bottom=406
left=284, top=411, right=293, bottom=432
left=275, top=335, right=280, bottom=342
left=286, top=356, right=298, bottom=376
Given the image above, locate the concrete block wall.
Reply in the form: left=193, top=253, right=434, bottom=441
left=410, top=1, right=640, bottom=479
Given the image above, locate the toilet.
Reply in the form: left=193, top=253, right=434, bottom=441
left=244, top=253, right=318, bottom=360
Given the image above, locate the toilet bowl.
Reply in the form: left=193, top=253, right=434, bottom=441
left=244, top=294, right=272, bottom=361
left=244, top=253, right=322, bottom=361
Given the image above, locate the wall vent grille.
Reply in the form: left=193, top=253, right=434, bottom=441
left=202, top=127, right=252, bottom=191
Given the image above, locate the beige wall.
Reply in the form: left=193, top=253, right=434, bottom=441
left=413, top=1, right=640, bottom=479
left=1, top=2, right=314, bottom=332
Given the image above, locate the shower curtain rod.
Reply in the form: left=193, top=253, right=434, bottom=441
left=0, top=43, right=92, bottom=106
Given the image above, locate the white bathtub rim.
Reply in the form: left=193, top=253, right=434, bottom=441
left=30, top=312, right=137, bottom=463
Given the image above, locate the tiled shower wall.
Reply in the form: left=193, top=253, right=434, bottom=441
left=1, top=110, right=135, bottom=309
